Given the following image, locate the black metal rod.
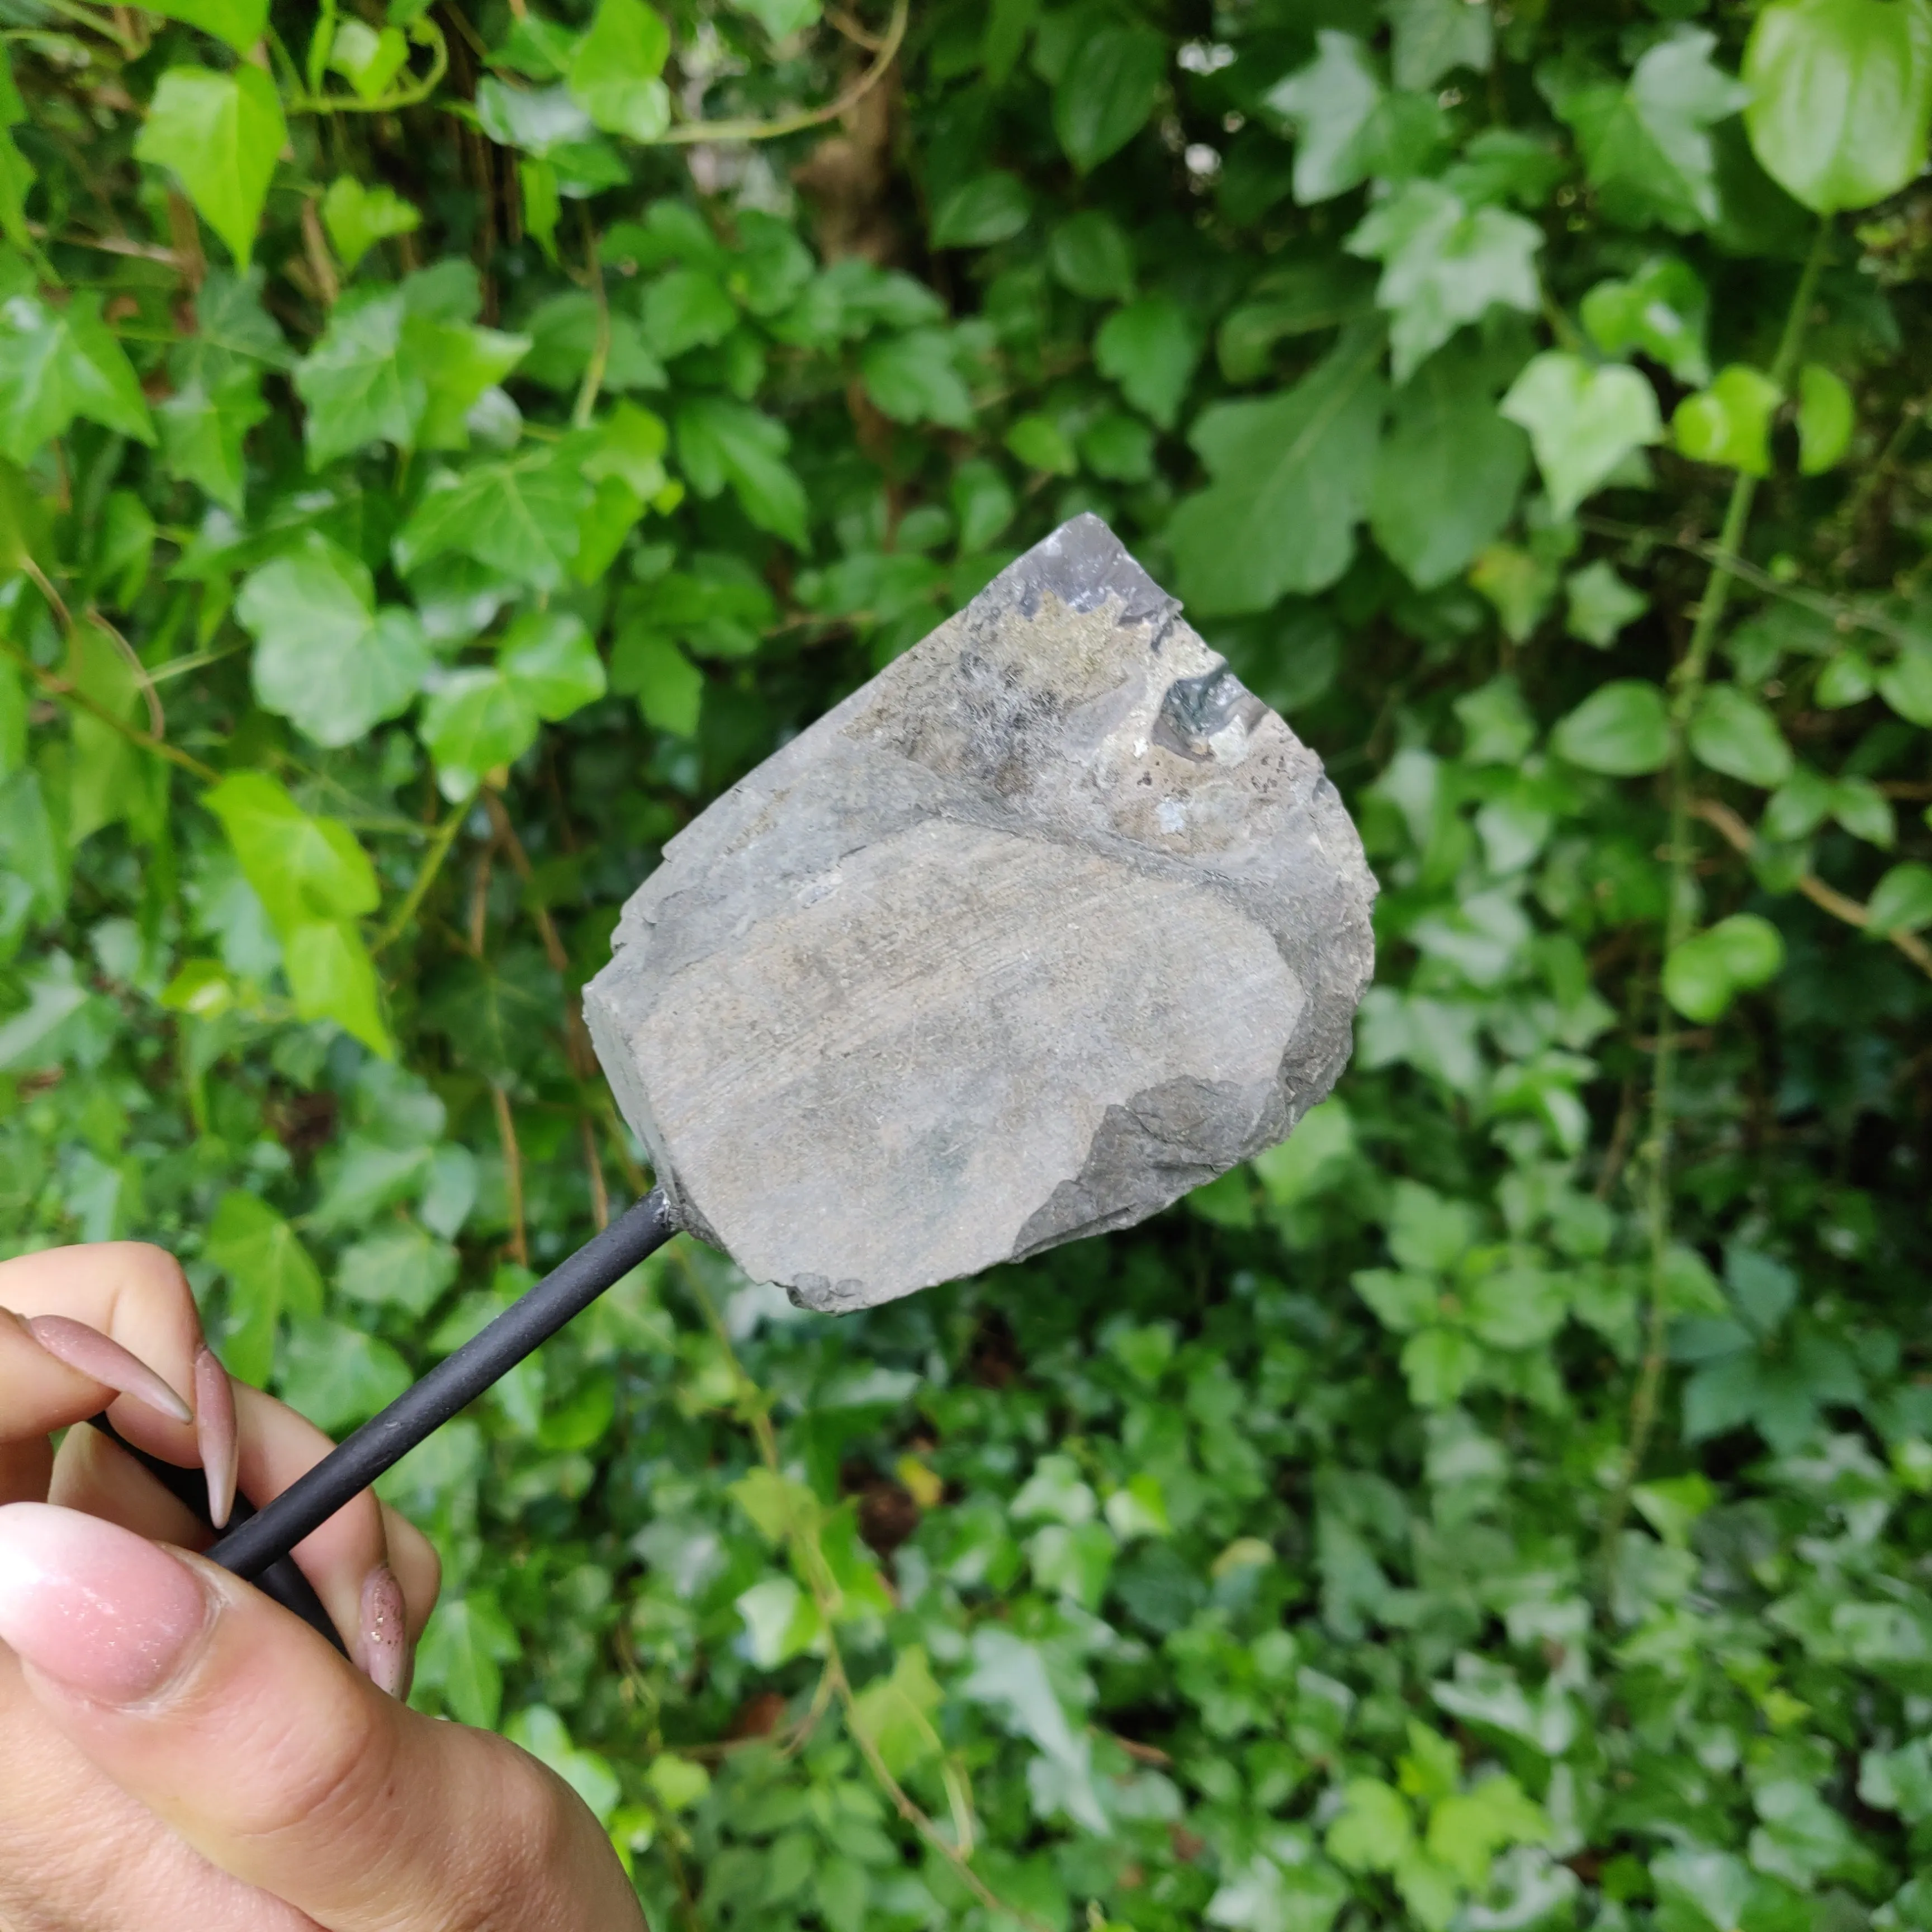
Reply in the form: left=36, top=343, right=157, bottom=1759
left=83, top=1412, right=347, bottom=1655
left=209, top=1190, right=676, bottom=1583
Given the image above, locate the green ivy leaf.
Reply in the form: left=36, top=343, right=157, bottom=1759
left=641, top=266, right=737, bottom=358
left=172, top=265, right=292, bottom=385
left=736, top=1574, right=822, bottom=1666
left=730, top=0, right=818, bottom=35
left=1551, top=679, right=1670, bottom=774
left=1867, top=861, right=1932, bottom=937
left=1054, top=23, right=1165, bottom=173
left=1831, top=773, right=1896, bottom=847
left=140, top=0, right=268, bottom=51
left=202, top=773, right=390, bottom=1052
left=674, top=395, right=807, bottom=545
left=568, top=0, right=671, bottom=140
left=322, top=177, right=423, bottom=275
left=1004, top=412, right=1077, bottom=475
left=203, top=771, right=379, bottom=928
left=1369, top=342, right=1528, bottom=589
left=1797, top=363, right=1854, bottom=473
left=328, top=19, right=410, bottom=101
left=0, top=292, right=155, bottom=463
left=1549, top=28, right=1748, bottom=233
left=1689, top=683, right=1793, bottom=787
left=1579, top=257, right=1711, bottom=383
left=409, top=318, right=531, bottom=451
left=1425, top=1777, right=1549, bottom=1888
left=135, top=65, right=285, bottom=268
left=395, top=452, right=590, bottom=589
left=421, top=670, right=539, bottom=798
left=520, top=157, right=561, bottom=264
left=159, top=367, right=267, bottom=511
left=1327, top=1778, right=1415, bottom=1872
left=236, top=538, right=433, bottom=747
left=1094, top=293, right=1201, bottom=428
left=1402, top=1325, right=1484, bottom=1406
left=337, top=1222, right=460, bottom=1316
left=419, top=616, right=602, bottom=797
left=1500, top=351, right=1661, bottom=518
left=1389, top=0, right=1493, bottom=92
left=1169, top=325, right=1386, bottom=615
left=1664, top=912, right=1786, bottom=1021
left=1466, top=1264, right=1567, bottom=1349
left=1346, top=179, right=1541, bottom=381
left=1266, top=31, right=1444, bottom=204
left=499, top=609, right=607, bottom=719
left=277, top=1312, right=411, bottom=1431
left=931, top=171, right=1031, bottom=248
left=1048, top=211, right=1135, bottom=301
left=1353, top=1267, right=1439, bottom=1334
left=1878, top=642, right=1932, bottom=726
left=1216, top=259, right=1379, bottom=384
left=1673, top=364, right=1782, bottom=476
left=0, top=120, right=33, bottom=257
left=1565, top=560, right=1647, bottom=647
left=295, top=290, right=424, bottom=467
left=414, top=1593, right=519, bottom=1728
left=1079, top=410, right=1154, bottom=482
left=204, top=1190, right=325, bottom=1385
left=611, top=622, right=703, bottom=735
left=1744, top=0, right=1932, bottom=214
left=581, top=399, right=670, bottom=496
left=475, top=78, right=593, bottom=156
left=861, top=328, right=974, bottom=428
left=1208, top=1852, right=1349, bottom=1932
left=850, top=1646, right=945, bottom=1778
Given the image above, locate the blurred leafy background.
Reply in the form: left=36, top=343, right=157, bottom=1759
left=6, top=0, right=1932, bottom=1925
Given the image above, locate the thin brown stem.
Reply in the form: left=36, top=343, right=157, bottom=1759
left=467, top=834, right=495, bottom=957
left=601, top=1101, right=650, bottom=1197
left=0, top=634, right=217, bottom=784
left=1692, top=797, right=1932, bottom=979
left=826, top=3, right=884, bottom=49
left=645, top=0, right=906, bottom=146
left=22, top=558, right=70, bottom=634
left=373, top=794, right=472, bottom=955
left=300, top=197, right=342, bottom=306
left=481, top=792, right=569, bottom=973
left=28, top=223, right=182, bottom=268
left=479, top=790, right=603, bottom=1082
left=1593, top=1072, right=1640, bottom=1204
left=571, top=204, right=609, bottom=432
left=85, top=610, right=164, bottom=738
left=491, top=1082, right=529, bottom=1268
left=1577, top=512, right=1922, bottom=654
left=580, top=1111, right=610, bottom=1232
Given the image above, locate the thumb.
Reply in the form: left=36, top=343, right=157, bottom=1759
left=0, top=1504, right=641, bottom=1932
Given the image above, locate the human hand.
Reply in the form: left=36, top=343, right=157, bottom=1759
left=0, top=1241, right=645, bottom=1931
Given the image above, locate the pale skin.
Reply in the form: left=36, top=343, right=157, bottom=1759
left=0, top=1241, right=645, bottom=1932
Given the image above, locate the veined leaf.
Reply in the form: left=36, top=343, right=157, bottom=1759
left=1168, top=325, right=1386, bottom=615
left=135, top=65, right=285, bottom=268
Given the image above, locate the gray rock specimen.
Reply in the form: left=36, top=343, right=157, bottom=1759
left=585, top=514, right=1375, bottom=1311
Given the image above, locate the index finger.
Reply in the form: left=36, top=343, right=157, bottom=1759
left=0, top=1244, right=205, bottom=1470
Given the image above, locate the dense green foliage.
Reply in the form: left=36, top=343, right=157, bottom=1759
left=6, top=0, right=1932, bottom=1925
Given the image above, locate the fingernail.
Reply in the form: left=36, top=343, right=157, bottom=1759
left=0, top=1503, right=211, bottom=1705
left=194, top=1348, right=238, bottom=1531
left=357, top=1564, right=408, bottom=1698
left=24, top=1317, right=193, bottom=1426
